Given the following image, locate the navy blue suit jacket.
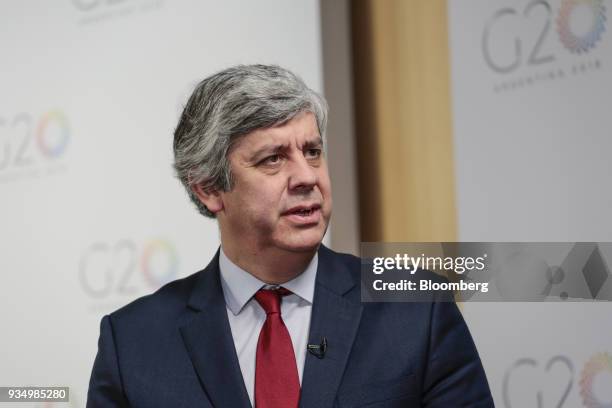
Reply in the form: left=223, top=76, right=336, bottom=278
left=87, top=245, right=494, bottom=407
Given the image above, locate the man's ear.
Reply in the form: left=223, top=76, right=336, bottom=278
left=191, top=183, right=224, bottom=214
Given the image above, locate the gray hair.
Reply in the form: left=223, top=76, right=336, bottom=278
left=173, top=64, right=328, bottom=218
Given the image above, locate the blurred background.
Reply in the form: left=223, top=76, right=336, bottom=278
left=1, top=0, right=611, bottom=406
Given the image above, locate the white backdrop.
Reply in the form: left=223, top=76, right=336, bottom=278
left=0, top=1, right=323, bottom=406
left=448, top=0, right=612, bottom=406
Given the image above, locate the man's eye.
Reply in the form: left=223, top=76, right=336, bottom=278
left=262, top=154, right=281, bottom=165
left=306, top=148, right=322, bottom=159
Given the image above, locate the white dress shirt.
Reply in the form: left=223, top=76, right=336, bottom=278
left=219, top=248, right=317, bottom=407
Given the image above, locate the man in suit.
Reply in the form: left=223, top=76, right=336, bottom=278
left=87, top=64, right=494, bottom=407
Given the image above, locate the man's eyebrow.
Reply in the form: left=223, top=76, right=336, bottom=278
left=248, top=137, right=323, bottom=161
left=249, top=143, right=287, bottom=160
left=303, top=137, right=323, bottom=148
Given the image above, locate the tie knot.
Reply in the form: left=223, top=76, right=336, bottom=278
left=255, top=288, right=291, bottom=315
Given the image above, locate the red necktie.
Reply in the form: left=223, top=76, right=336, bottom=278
left=254, top=288, right=300, bottom=408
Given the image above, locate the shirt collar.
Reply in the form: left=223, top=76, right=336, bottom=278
left=219, top=247, right=318, bottom=316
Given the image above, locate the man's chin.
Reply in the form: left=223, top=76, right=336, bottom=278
left=276, top=233, right=324, bottom=253
left=272, top=219, right=329, bottom=252
left=286, top=243, right=321, bottom=253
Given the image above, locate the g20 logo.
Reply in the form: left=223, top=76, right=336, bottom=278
left=483, top=0, right=607, bottom=73
left=503, top=356, right=574, bottom=408
left=558, top=0, right=606, bottom=53
left=79, top=238, right=178, bottom=298
left=503, top=353, right=612, bottom=407
left=72, top=0, right=130, bottom=12
left=580, top=353, right=612, bottom=408
left=0, top=111, right=70, bottom=171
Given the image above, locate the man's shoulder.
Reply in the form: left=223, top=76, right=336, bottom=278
left=107, top=244, right=352, bottom=320
left=319, top=244, right=360, bottom=269
left=107, top=268, right=202, bottom=327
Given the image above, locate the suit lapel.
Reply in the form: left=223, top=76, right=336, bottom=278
left=300, top=245, right=363, bottom=407
left=179, top=251, right=252, bottom=408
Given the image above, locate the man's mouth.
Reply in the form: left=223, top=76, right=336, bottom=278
left=293, top=208, right=315, bottom=216
left=283, top=204, right=322, bottom=224
left=285, top=204, right=321, bottom=216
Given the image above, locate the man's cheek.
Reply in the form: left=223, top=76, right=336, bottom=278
left=252, top=204, right=277, bottom=224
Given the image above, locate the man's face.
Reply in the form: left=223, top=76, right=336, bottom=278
left=217, top=111, right=332, bottom=253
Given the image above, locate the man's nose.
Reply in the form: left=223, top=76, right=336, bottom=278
left=288, top=155, right=317, bottom=191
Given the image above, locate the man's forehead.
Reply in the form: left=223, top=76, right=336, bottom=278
left=243, top=133, right=322, bottom=149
